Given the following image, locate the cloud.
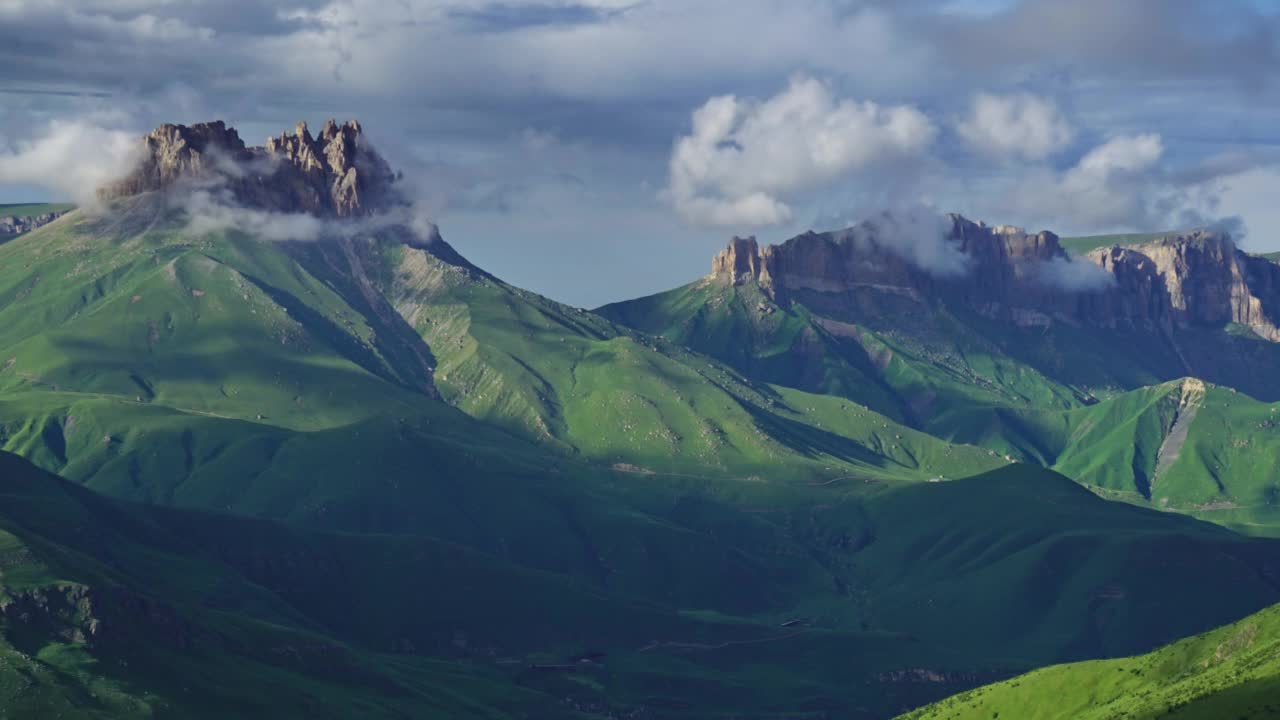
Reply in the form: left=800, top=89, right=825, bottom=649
left=181, top=188, right=326, bottom=242
left=1034, top=255, right=1115, bottom=291
left=0, top=119, right=140, bottom=206
left=1009, top=133, right=1165, bottom=230
left=854, top=206, right=970, bottom=277
left=957, top=92, right=1073, bottom=160
left=667, top=75, right=937, bottom=228
left=0, top=0, right=1278, bottom=306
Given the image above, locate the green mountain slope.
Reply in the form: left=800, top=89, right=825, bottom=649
left=0, top=200, right=1000, bottom=489
left=939, top=378, right=1280, bottom=534
left=4, top=128, right=1279, bottom=718
left=0, top=452, right=580, bottom=719
left=593, top=269, right=1095, bottom=425
left=5, top=451, right=1280, bottom=719
left=900, top=600, right=1280, bottom=720
left=598, top=236, right=1280, bottom=533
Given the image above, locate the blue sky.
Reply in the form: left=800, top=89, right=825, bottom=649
left=1, top=0, right=1279, bottom=306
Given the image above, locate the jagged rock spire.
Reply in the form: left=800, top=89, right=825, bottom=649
left=99, top=119, right=399, bottom=217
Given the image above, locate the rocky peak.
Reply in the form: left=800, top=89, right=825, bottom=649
left=706, top=216, right=1280, bottom=342
left=948, top=214, right=1064, bottom=264
left=1087, top=230, right=1280, bottom=340
left=99, top=119, right=399, bottom=217
left=711, top=236, right=766, bottom=286
left=710, top=214, right=1066, bottom=299
left=0, top=209, right=70, bottom=237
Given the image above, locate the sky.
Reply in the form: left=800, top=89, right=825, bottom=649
left=1, top=0, right=1279, bottom=307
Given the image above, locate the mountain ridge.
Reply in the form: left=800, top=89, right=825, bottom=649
left=704, top=216, right=1280, bottom=341
left=4, top=117, right=1280, bottom=716
left=98, top=119, right=400, bottom=217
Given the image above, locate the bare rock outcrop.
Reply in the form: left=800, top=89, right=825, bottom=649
left=0, top=210, right=69, bottom=236
left=99, top=119, right=399, bottom=217
left=710, top=216, right=1280, bottom=342
left=1088, top=232, right=1280, bottom=341
left=711, top=215, right=1067, bottom=307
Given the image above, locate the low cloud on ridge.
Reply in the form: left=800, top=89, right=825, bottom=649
left=0, top=119, right=139, bottom=207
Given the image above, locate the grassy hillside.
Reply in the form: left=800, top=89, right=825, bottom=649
left=900, top=600, right=1280, bottom=720
left=599, top=269, right=1280, bottom=533
left=1258, top=251, right=1280, bottom=263
left=0, top=452, right=580, bottom=719
left=4, top=452, right=1280, bottom=718
left=597, top=276, right=1093, bottom=428
left=936, top=379, right=1280, bottom=534
left=6, top=198, right=1280, bottom=716
left=0, top=200, right=1003, bottom=489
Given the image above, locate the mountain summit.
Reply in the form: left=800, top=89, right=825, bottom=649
left=708, top=216, right=1280, bottom=340
left=99, top=119, right=399, bottom=217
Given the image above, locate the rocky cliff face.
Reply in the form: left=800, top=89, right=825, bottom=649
left=99, top=119, right=399, bottom=217
left=1088, top=233, right=1280, bottom=341
left=712, top=215, right=1073, bottom=313
left=711, top=217, right=1280, bottom=341
left=0, top=210, right=68, bottom=236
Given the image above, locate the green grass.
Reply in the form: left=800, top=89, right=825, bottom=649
left=933, top=379, right=1280, bottom=534
left=900, top=600, right=1280, bottom=720
left=596, top=275, right=1090, bottom=430
left=4, top=451, right=1280, bottom=719
left=0, top=201, right=1001, bottom=488
left=1059, top=231, right=1177, bottom=254
left=598, top=255, right=1280, bottom=534
left=4, top=198, right=1280, bottom=716
left=0, top=202, right=74, bottom=217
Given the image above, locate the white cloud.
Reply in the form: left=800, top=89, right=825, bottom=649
left=1010, top=133, right=1165, bottom=229
left=0, top=119, right=140, bottom=206
left=1070, top=133, right=1164, bottom=178
left=1035, top=255, right=1115, bottom=291
left=1187, top=166, right=1280, bottom=250
left=857, top=206, right=971, bottom=277
left=957, top=92, right=1073, bottom=160
left=667, top=75, right=937, bottom=228
left=182, top=188, right=325, bottom=242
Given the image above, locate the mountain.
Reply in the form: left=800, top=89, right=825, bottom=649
left=599, top=217, right=1280, bottom=530
left=0, top=121, right=1012, bottom=493
left=901, top=599, right=1280, bottom=720
left=98, top=119, right=398, bottom=217
left=0, top=202, right=72, bottom=238
left=0, top=451, right=577, bottom=719
left=4, top=119, right=1280, bottom=717
left=5, top=450, right=1280, bottom=719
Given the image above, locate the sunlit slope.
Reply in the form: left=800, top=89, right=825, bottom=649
left=601, top=276, right=1280, bottom=533
left=940, top=378, right=1280, bottom=533
left=0, top=202, right=1002, bottom=487
left=323, top=227, right=1005, bottom=481
left=0, top=200, right=434, bottom=430
left=596, top=274, right=1147, bottom=429
left=900, top=600, right=1280, bottom=720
